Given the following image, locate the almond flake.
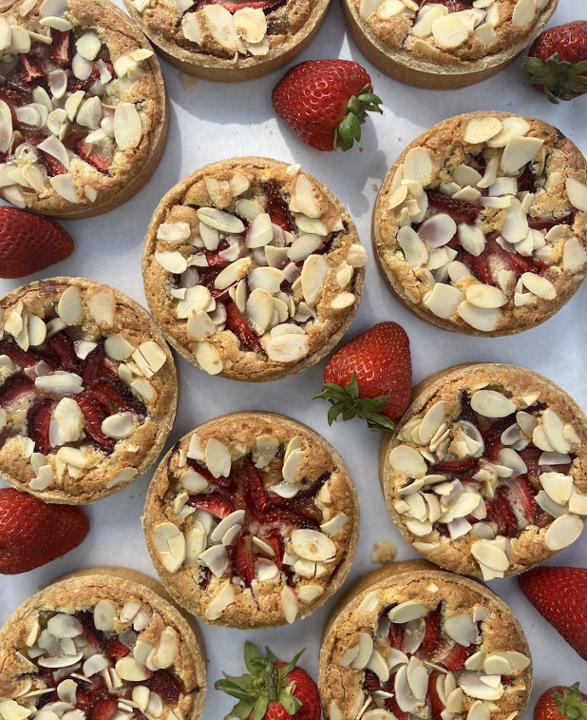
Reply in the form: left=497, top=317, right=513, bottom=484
left=512, top=0, right=536, bottom=25
left=295, top=175, right=320, bottom=218
left=196, top=342, right=223, bottom=375
left=301, top=254, right=330, bottom=305
left=347, top=244, right=368, bottom=267
left=206, top=581, right=235, bottom=620
left=105, top=334, right=134, bottom=361
left=113, top=102, right=142, bottom=150
left=424, top=283, right=463, bottom=319
left=458, top=224, right=486, bottom=256
left=501, top=135, right=544, bottom=174
left=464, top=118, right=503, bottom=145
left=291, top=529, right=336, bottom=562
left=205, top=437, right=231, bottom=478
left=566, top=177, right=587, bottom=211
left=501, top=199, right=528, bottom=244
left=471, top=541, right=509, bottom=571
left=86, top=289, right=115, bottom=326
left=115, top=658, right=151, bottom=682
left=466, top=284, right=507, bottom=309
left=388, top=445, right=427, bottom=477
left=467, top=701, right=490, bottom=720
left=155, top=251, right=187, bottom=274
left=403, top=147, right=433, bottom=185
left=398, top=226, right=428, bottom=266
left=458, top=301, right=501, bottom=332
left=419, top=213, right=457, bottom=248
left=331, top=292, right=355, bottom=309
left=544, top=514, right=583, bottom=550
left=157, top=222, right=191, bottom=242
left=487, top=117, right=530, bottom=148
left=444, top=613, right=478, bottom=646
left=281, top=585, right=297, bottom=624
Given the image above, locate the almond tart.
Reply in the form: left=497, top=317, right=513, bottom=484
left=0, top=278, right=177, bottom=504
left=142, top=157, right=367, bottom=381
left=0, top=567, right=206, bottom=720
left=342, top=0, right=558, bottom=90
left=319, top=559, right=532, bottom=720
left=142, top=411, right=360, bottom=628
left=372, top=112, right=587, bottom=337
left=379, top=363, right=587, bottom=581
left=121, top=0, right=330, bottom=83
left=0, top=0, right=168, bottom=219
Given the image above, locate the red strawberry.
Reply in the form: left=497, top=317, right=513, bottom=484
left=534, top=684, right=587, bottom=720
left=427, top=671, right=445, bottom=720
left=427, top=0, right=473, bottom=10
left=81, top=340, right=107, bottom=385
left=431, top=456, right=476, bottom=473
left=194, top=0, right=280, bottom=10
left=519, top=567, right=587, bottom=661
left=272, top=60, right=382, bottom=152
left=261, top=529, right=284, bottom=571
left=388, top=621, right=405, bottom=650
left=144, top=669, right=184, bottom=702
left=443, top=642, right=474, bottom=671
left=225, top=302, right=265, bottom=355
left=76, top=140, right=111, bottom=174
left=233, top=535, right=256, bottom=588
left=38, top=148, right=68, bottom=176
left=0, top=208, right=74, bottom=279
left=105, top=636, right=130, bottom=661
left=507, top=475, right=537, bottom=522
left=50, top=29, right=71, bottom=64
left=45, top=330, right=79, bottom=372
left=0, top=374, right=35, bottom=408
left=27, top=399, right=53, bottom=456
left=263, top=181, right=292, bottom=232
left=486, top=488, right=518, bottom=538
left=77, top=391, right=116, bottom=454
left=422, top=606, right=441, bottom=648
left=386, top=696, right=411, bottom=720
left=0, top=488, right=89, bottom=574
left=523, top=21, right=587, bottom=103
left=529, top=215, right=574, bottom=231
left=363, top=669, right=382, bottom=693
left=427, top=191, right=479, bottom=224
left=88, top=698, right=118, bottom=720
left=186, top=492, right=234, bottom=519
left=314, top=322, right=412, bottom=431
left=244, top=459, right=269, bottom=511
left=0, top=341, right=50, bottom=369
left=90, top=376, right=147, bottom=418
left=216, top=643, right=320, bottom=720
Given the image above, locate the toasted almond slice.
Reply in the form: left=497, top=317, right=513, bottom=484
left=295, top=175, right=320, bottom=218
left=113, top=102, right=142, bottom=150
left=467, top=701, right=490, bottom=720
left=520, top=272, right=556, bottom=300
left=155, top=251, right=187, bottom=274
left=248, top=266, right=285, bottom=294
left=501, top=135, right=543, bottom=174
left=544, top=514, right=583, bottom=550
left=202, top=5, right=238, bottom=50
left=432, top=13, right=468, bottom=48
left=205, top=437, right=231, bottom=478
left=471, top=541, right=509, bottom=571
left=265, top=334, right=308, bottom=362
left=214, top=257, right=252, bottom=290
left=206, top=581, right=235, bottom=620
left=424, top=283, right=464, bottom=319
left=471, top=390, right=516, bottom=418
left=464, top=117, right=503, bottom=145
left=540, top=472, right=574, bottom=505
left=496, top=651, right=531, bottom=670
left=403, top=147, right=433, bottom=185
left=512, top=0, right=536, bottom=25
left=388, top=601, right=426, bottom=623
left=444, top=613, right=478, bottom=646
left=395, top=664, right=418, bottom=713
left=398, top=225, right=428, bottom=266
left=246, top=212, right=273, bottom=248
left=301, top=254, right=330, bottom=305
left=542, top=409, right=571, bottom=454
left=291, top=529, right=336, bottom=562
left=388, top=445, right=427, bottom=477
left=458, top=223, right=486, bottom=256
left=487, top=117, right=530, bottom=148
left=419, top=213, right=457, bottom=248
left=566, top=177, right=587, bottom=211
left=196, top=342, right=223, bottom=375
left=563, top=237, right=587, bottom=271
left=458, top=301, right=501, bottom=332
left=281, top=585, right=297, bottom=624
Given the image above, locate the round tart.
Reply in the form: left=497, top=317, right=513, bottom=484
left=379, top=363, right=587, bottom=580
left=142, top=157, right=367, bottom=382
left=341, top=0, right=558, bottom=90
left=0, top=278, right=177, bottom=504
left=0, top=0, right=168, bottom=219
left=0, top=568, right=206, bottom=720
left=121, top=0, right=330, bottom=83
left=372, top=111, right=587, bottom=337
left=319, top=560, right=532, bottom=720
left=142, top=411, right=360, bottom=628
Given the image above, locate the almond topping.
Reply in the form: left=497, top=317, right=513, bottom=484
left=566, top=177, right=587, bottom=211
left=388, top=601, right=426, bottom=623
left=466, top=284, right=507, bottom=309
left=281, top=585, right=298, bottom=624
left=388, top=445, right=427, bottom=477
left=424, top=284, right=464, bottom=319
left=458, top=301, right=501, bottom=332
left=206, top=581, right=235, bottom=620
left=196, top=342, right=223, bottom=375
left=464, top=118, right=503, bottom=145
left=113, top=103, right=142, bottom=150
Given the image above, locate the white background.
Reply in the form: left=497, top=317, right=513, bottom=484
left=1, top=0, right=587, bottom=716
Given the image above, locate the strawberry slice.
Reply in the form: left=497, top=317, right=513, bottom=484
left=144, top=669, right=184, bottom=702
left=186, top=458, right=234, bottom=488
left=427, top=191, right=479, bottom=224
left=195, top=0, right=282, bottom=12
left=19, top=54, right=44, bottom=84
left=50, top=29, right=71, bottom=64
left=484, top=416, right=517, bottom=460
left=431, top=456, right=476, bottom=473
left=233, top=534, right=256, bottom=587
left=27, top=399, right=53, bottom=455
left=263, top=181, right=292, bottom=232
left=244, top=458, right=269, bottom=511
left=534, top=505, right=553, bottom=527
left=90, top=377, right=147, bottom=419
left=260, top=506, right=320, bottom=531
left=205, top=248, right=231, bottom=268
left=507, top=475, right=537, bottom=522
left=225, top=302, right=265, bottom=355
left=486, top=487, right=518, bottom=537
left=385, top=695, right=411, bottom=720
left=461, top=250, right=493, bottom=286
left=37, top=147, right=68, bottom=177
left=45, top=330, right=79, bottom=372
left=77, top=391, right=115, bottom=454
left=105, top=636, right=129, bottom=661
left=363, top=669, right=382, bottom=693
left=388, top=621, right=405, bottom=649
left=426, top=0, right=473, bottom=11
left=427, top=671, right=445, bottom=720
left=76, top=140, right=111, bottom=174
left=443, top=642, right=474, bottom=670
left=516, top=165, right=536, bottom=193
left=421, top=605, right=441, bottom=648
left=187, top=492, right=234, bottom=518
left=272, top=471, right=330, bottom=508
left=260, top=529, right=284, bottom=571
left=0, top=375, right=35, bottom=408
left=81, top=340, right=107, bottom=385
left=88, top=698, right=119, bottom=720
left=0, top=340, right=53, bottom=369
left=518, top=447, right=542, bottom=478
left=528, top=214, right=574, bottom=231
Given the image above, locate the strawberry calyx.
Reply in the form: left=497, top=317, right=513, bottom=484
left=313, top=371, right=395, bottom=431
left=215, top=643, right=303, bottom=720
left=334, top=85, right=383, bottom=152
left=551, top=683, right=587, bottom=720
left=523, top=53, right=587, bottom=104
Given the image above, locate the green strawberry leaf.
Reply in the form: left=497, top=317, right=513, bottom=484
left=333, top=85, right=383, bottom=152
left=244, top=642, right=262, bottom=674
left=224, top=699, right=256, bottom=720
left=215, top=678, right=256, bottom=701
left=552, top=684, right=587, bottom=720
left=251, top=696, right=268, bottom=720
left=279, top=690, right=303, bottom=715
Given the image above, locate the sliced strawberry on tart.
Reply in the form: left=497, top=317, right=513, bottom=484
left=373, top=112, right=587, bottom=336
left=142, top=157, right=366, bottom=382
left=0, top=278, right=177, bottom=503
left=142, top=411, right=359, bottom=628
left=380, top=363, right=587, bottom=580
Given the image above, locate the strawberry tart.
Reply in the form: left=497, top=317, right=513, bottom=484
left=142, top=157, right=367, bottom=381
left=319, top=560, right=532, bottom=720
left=373, top=112, right=587, bottom=337
left=142, top=411, right=360, bottom=628
left=341, top=0, right=559, bottom=89
left=379, top=363, right=587, bottom=580
left=0, top=278, right=177, bottom=504
left=122, top=0, right=331, bottom=82
left=0, top=0, right=168, bottom=219
left=0, top=567, right=206, bottom=720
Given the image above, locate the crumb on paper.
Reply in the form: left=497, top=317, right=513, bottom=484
left=180, top=73, right=198, bottom=92
left=372, top=184, right=378, bottom=191
left=371, top=539, right=397, bottom=564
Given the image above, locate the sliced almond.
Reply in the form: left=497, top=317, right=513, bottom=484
left=281, top=585, right=297, bottom=624
left=424, top=283, right=464, bottom=319
left=542, top=409, right=571, bottom=454
left=214, top=257, right=252, bottom=290
left=196, top=342, right=223, bottom=375
left=206, top=581, right=235, bottom=620
left=566, top=177, right=587, bottom=211
left=388, top=601, right=426, bottom=623
left=544, top=513, right=583, bottom=550
left=266, top=334, right=308, bottom=362
left=470, top=390, right=515, bottom=417
left=512, top=0, right=536, bottom=25
left=520, top=272, right=556, bottom=300
left=205, top=437, right=231, bottom=478
left=291, top=529, right=336, bottom=562
left=471, top=540, right=509, bottom=571
left=397, top=226, right=427, bottom=266
left=444, top=613, right=478, bottom=646
left=113, top=102, right=142, bottom=150
left=116, top=657, right=152, bottom=682
left=57, top=286, right=82, bottom=325
left=501, top=135, right=544, bottom=174
left=403, top=147, right=433, bottom=185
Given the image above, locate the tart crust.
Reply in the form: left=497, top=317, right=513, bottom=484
left=372, top=112, right=587, bottom=337
left=341, top=0, right=558, bottom=89
left=142, top=156, right=366, bottom=382
left=142, top=411, right=360, bottom=628
left=122, top=0, right=331, bottom=82
left=319, top=559, right=532, bottom=720
left=0, top=277, right=177, bottom=504
left=0, top=0, right=169, bottom=219
left=0, top=569, right=206, bottom=720
left=379, top=363, right=587, bottom=579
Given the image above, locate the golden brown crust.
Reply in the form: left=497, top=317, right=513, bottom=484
left=0, top=0, right=168, bottom=218
left=122, top=0, right=330, bottom=82
left=341, top=0, right=558, bottom=89
left=0, top=278, right=177, bottom=504
left=142, top=156, right=366, bottom=382
left=0, top=572, right=206, bottom=720
left=372, top=112, right=587, bottom=337
left=142, top=411, right=360, bottom=628
left=379, top=363, right=587, bottom=578
left=319, top=560, right=532, bottom=720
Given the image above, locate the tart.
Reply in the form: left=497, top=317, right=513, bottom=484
left=372, top=112, right=587, bottom=337
left=142, top=411, right=360, bottom=628
left=0, top=567, right=206, bottom=720
left=122, top=0, right=331, bottom=83
left=0, top=0, right=168, bottom=219
left=319, top=559, right=532, bottom=720
left=142, top=157, right=367, bottom=382
left=379, top=363, right=587, bottom=580
left=0, top=278, right=177, bottom=504
left=341, top=0, right=558, bottom=90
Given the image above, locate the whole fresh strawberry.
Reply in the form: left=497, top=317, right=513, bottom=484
left=534, top=684, right=587, bottom=720
left=272, top=59, right=382, bottom=151
left=523, top=21, right=587, bottom=103
left=313, top=321, right=412, bottom=431
left=0, top=207, right=74, bottom=279
left=0, top=488, right=89, bottom=574
left=215, top=643, right=320, bottom=720
left=518, top=566, right=587, bottom=660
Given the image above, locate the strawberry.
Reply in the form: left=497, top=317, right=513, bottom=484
left=88, top=698, right=118, bottom=720
left=427, top=191, right=479, bottom=224
left=244, top=459, right=269, bottom=511
left=216, top=642, right=320, bottom=720
left=534, top=684, right=587, bottom=720
left=144, top=669, right=185, bottom=702
left=225, top=302, right=265, bottom=355
left=422, top=606, right=441, bottom=648
left=263, top=181, right=292, bottom=232
left=45, top=330, right=79, bottom=372
left=314, top=322, right=412, bottom=431
left=507, top=475, right=537, bottom=522
left=0, top=488, right=89, bottom=574
left=442, top=642, right=474, bottom=671
left=486, top=488, right=518, bottom=538
left=90, top=376, right=147, bottom=418
left=386, top=696, right=410, bottom=720
left=0, top=208, right=74, bottom=279
left=27, top=399, right=53, bottom=456
left=388, top=621, right=405, bottom=649
left=272, top=60, right=382, bottom=152
left=427, top=671, right=445, bottom=720
left=518, top=566, right=587, bottom=661
left=105, top=636, right=130, bottom=661
left=432, top=456, right=476, bottom=473
left=186, top=492, right=234, bottom=519
left=77, top=390, right=116, bottom=454
left=76, top=140, right=111, bottom=174
left=233, top=535, right=256, bottom=588
left=50, top=28, right=71, bottom=64
left=363, top=670, right=382, bottom=693
left=0, top=374, right=35, bottom=408
left=523, top=21, right=587, bottom=103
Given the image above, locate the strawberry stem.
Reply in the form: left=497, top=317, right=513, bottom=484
left=334, top=85, right=383, bottom=151
left=523, top=53, right=587, bottom=103
left=552, top=684, right=587, bottom=720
